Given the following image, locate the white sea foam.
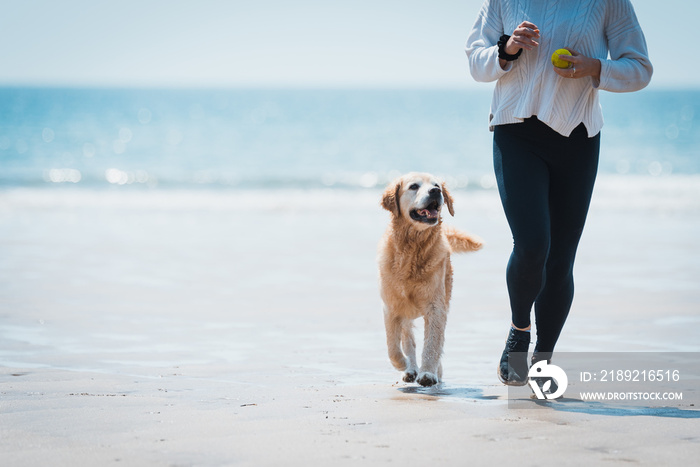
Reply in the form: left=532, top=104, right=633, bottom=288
left=591, top=175, right=700, bottom=212
left=1, top=174, right=698, bottom=214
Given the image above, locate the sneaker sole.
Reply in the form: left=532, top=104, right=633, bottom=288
left=497, top=366, right=528, bottom=386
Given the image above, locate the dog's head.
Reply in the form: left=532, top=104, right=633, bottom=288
left=381, top=173, right=454, bottom=229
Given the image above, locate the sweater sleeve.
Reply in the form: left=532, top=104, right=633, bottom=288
left=465, top=0, right=511, bottom=83
left=597, top=0, right=653, bottom=92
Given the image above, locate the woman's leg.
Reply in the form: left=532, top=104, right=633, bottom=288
left=493, top=119, right=553, bottom=384
left=534, top=125, right=600, bottom=354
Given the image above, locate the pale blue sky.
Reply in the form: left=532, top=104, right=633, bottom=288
left=0, top=0, right=693, bottom=88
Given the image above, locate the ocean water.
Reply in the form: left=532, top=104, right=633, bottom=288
left=0, top=87, right=698, bottom=191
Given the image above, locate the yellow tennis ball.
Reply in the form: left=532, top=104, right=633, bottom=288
left=551, top=49, right=572, bottom=69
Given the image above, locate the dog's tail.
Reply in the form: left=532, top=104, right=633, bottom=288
left=443, top=225, right=483, bottom=253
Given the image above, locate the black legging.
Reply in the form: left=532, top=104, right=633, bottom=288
left=493, top=116, right=600, bottom=354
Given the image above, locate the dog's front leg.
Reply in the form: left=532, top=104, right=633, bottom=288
left=400, top=323, right=419, bottom=382
left=417, top=305, right=446, bottom=387
left=384, top=307, right=408, bottom=373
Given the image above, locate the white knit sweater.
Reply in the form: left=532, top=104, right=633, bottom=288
left=465, top=0, right=653, bottom=136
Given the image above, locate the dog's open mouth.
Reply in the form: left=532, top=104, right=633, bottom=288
left=410, top=201, right=441, bottom=224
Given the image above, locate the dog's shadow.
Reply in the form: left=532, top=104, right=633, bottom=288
left=397, top=384, right=499, bottom=401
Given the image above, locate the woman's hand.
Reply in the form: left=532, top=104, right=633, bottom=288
left=499, top=21, right=539, bottom=69
left=553, top=48, right=602, bottom=81
left=506, top=21, right=540, bottom=54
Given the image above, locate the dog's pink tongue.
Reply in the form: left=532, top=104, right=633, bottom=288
left=419, top=209, right=438, bottom=218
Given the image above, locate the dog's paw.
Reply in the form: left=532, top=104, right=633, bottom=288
left=417, top=372, right=439, bottom=387
left=403, top=370, right=417, bottom=383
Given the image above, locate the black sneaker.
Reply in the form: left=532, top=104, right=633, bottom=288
left=497, top=328, right=530, bottom=386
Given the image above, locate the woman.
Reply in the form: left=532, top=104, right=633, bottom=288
left=465, top=0, right=652, bottom=386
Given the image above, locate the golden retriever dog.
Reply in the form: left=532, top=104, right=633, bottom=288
left=378, top=173, right=483, bottom=387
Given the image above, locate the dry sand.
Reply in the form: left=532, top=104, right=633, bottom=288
left=1, top=178, right=699, bottom=466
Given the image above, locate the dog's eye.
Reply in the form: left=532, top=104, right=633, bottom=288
left=408, top=183, right=419, bottom=190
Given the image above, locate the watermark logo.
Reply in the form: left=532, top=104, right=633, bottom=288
left=528, top=360, right=568, bottom=400
left=508, top=352, right=697, bottom=409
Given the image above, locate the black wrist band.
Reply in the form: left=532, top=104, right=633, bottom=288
left=497, top=34, right=522, bottom=61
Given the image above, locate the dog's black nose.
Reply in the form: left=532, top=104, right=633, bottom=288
left=429, top=187, right=441, bottom=195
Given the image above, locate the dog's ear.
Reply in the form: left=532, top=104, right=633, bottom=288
left=442, top=182, right=455, bottom=217
left=381, top=181, right=402, bottom=216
